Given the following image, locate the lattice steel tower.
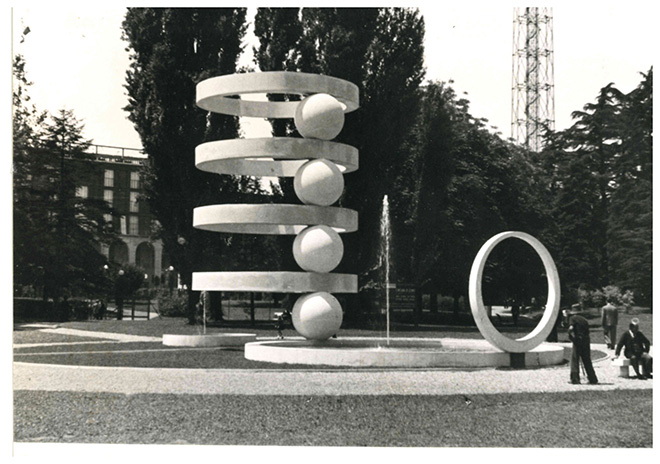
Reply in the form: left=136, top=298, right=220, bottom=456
left=511, top=7, right=555, bottom=152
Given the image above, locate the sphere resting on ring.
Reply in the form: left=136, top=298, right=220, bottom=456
left=293, top=225, right=344, bottom=273
left=294, top=93, right=345, bottom=140
left=294, top=159, right=344, bottom=206
left=292, top=292, right=343, bottom=340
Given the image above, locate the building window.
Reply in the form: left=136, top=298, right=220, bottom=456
left=129, top=215, right=139, bottom=235
left=76, top=185, right=89, bottom=198
left=104, top=169, right=114, bottom=187
left=130, top=171, right=140, bottom=189
left=129, top=191, right=139, bottom=213
left=103, top=189, right=113, bottom=206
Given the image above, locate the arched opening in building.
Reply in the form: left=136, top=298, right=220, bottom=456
left=136, top=242, right=155, bottom=279
left=109, top=241, right=129, bottom=266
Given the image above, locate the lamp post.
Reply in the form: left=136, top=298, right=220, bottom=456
left=167, top=265, right=175, bottom=296
left=116, top=269, right=125, bottom=320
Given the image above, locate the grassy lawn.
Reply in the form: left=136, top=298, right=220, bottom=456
left=13, top=312, right=652, bottom=448
left=13, top=389, right=652, bottom=447
left=13, top=328, right=116, bottom=345
left=12, top=314, right=621, bottom=369
left=13, top=340, right=612, bottom=369
left=13, top=342, right=322, bottom=369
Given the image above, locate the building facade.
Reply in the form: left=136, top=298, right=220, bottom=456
left=80, top=145, right=166, bottom=280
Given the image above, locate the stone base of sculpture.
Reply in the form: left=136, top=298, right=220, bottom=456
left=163, top=333, right=257, bottom=347
left=244, top=338, right=565, bottom=368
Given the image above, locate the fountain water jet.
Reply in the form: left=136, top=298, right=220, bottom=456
left=380, top=195, right=391, bottom=346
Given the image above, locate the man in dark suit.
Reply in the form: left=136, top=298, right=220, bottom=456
left=568, top=314, right=599, bottom=384
left=614, top=318, right=653, bottom=379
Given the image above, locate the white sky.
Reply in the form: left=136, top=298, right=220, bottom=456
left=9, top=2, right=657, bottom=150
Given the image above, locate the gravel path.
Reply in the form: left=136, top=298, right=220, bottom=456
left=13, top=357, right=652, bottom=396
left=13, top=326, right=653, bottom=396
left=39, top=327, right=161, bottom=343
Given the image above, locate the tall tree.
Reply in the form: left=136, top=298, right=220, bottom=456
left=400, top=82, right=456, bottom=289
left=253, top=7, right=426, bottom=300
left=14, top=108, right=116, bottom=299
left=351, top=8, right=425, bottom=280
left=44, top=110, right=116, bottom=298
left=13, top=52, right=46, bottom=290
left=252, top=8, right=304, bottom=274
left=297, top=8, right=425, bottom=282
left=253, top=8, right=302, bottom=139
left=14, top=42, right=115, bottom=299
left=402, top=82, right=547, bottom=310
left=122, top=8, right=278, bottom=321
left=607, top=68, right=653, bottom=304
left=14, top=51, right=48, bottom=296
left=541, top=70, right=652, bottom=305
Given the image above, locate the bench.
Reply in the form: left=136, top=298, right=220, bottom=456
left=612, top=358, right=632, bottom=378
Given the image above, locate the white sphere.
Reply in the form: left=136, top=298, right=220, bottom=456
left=292, top=292, right=343, bottom=340
left=293, top=225, right=344, bottom=273
left=294, top=93, right=345, bottom=140
left=294, top=158, right=344, bottom=206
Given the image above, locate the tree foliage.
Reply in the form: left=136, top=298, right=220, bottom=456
left=253, top=8, right=426, bottom=283
left=253, top=8, right=558, bottom=315
left=13, top=59, right=116, bottom=299
left=122, top=8, right=282, bottom=321
left=541, top=68, right=653, bottom=305
left=396, top=82, right=548, bottom=306
left=606, top=69, right=653, bottom=304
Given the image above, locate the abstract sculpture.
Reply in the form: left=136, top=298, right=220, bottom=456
left=468, top=231, right=561, bottom=353
left=192, top=72, right=359, bottom=340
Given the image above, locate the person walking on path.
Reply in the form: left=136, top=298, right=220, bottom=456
left=614, top=318, right=653, bottom=379
left=568, top=314, right=599, bottom=384
left=601, top=299, right=619, bottom=349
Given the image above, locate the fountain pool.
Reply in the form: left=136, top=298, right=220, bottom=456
left=245, top=337, right=565, bottom=368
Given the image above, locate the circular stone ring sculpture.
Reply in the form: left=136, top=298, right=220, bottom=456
left=196, top=138, right=359, bottom=177
left=193, top=204, right=358, bottom=235
left=197, top=71, right=359, bottom=117
left=468, top=231, right=561, bottom=353
left=193, top=271, right=357, bottom=293
left=192, top=71, right=359, bottom=342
